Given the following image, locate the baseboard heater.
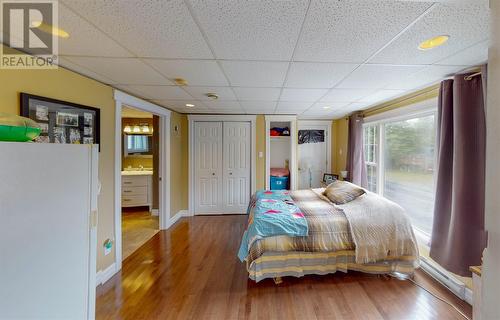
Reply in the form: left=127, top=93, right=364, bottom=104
left=419, top=256, right=473, bottom=305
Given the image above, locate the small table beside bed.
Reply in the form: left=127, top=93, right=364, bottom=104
left=238, top=181, right=420, bottom=284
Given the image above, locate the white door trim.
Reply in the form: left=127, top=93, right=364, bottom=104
left=265, top=115, right=297, bottom=190
left=297, top=120, right=332, bottom=177
left=113, top=89, right=171, bottom=275
left=188, top=115, right=256, bottom=215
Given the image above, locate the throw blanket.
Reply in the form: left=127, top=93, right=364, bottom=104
left=337, top=190, right=419, bottom=264
left=241, top=189, right=419, bottom=267
left=237, top=190, right=308, bottom=262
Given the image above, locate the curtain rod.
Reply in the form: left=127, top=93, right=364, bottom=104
left=464, top=72, right=481, bottom=81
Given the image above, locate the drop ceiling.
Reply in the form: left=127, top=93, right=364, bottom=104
left=53, top=0, right=489, bottom=119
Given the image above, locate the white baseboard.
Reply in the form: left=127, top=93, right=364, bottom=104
left=165, top=210, right=190, bottom=229
left=465, top=287, right=473, bottom=305
left=420, top=256, right=472, bottom=304
left=96, top=262, right=117, bottom=287
left=151, top=208, right=159, bottom=216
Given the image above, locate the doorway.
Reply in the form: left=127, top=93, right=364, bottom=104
left=113, top=90, right=171, bottom=273
left=120, top=106, right=159, bottom=260
left=298, top=121, right=331, bottom=189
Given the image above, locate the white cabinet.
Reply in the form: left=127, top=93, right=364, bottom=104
left=121, top=174, right=152, bottom=211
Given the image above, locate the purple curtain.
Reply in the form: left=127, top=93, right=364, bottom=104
left=346, top=112, right=367, bottom=188
left=430, top=72, right=487, bottom=276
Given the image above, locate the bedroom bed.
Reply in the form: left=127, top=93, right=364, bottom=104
left=238, top=182, right=420, bottom=283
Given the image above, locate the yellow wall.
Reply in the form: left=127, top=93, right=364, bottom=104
left=255, top=115, right=266, bottom=190
left=331, top=118, right=349, bottom=175
left=0, top=66, right=116, bottom=271
left=0, top=64, right=190, bottom=272
left=170, top=112, right=189, bottom=217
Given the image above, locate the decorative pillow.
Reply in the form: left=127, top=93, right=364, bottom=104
left=322, top=180, right=365, bottom=205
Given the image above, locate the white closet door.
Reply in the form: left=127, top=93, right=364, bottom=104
left=223, top=122, right=251, bottom=214
left=194, top=122, right=223, bottom=213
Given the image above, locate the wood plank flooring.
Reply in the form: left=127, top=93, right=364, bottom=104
left=121, top=209, right=159, bottom=260
left=96, top=215, right=472, bottom=320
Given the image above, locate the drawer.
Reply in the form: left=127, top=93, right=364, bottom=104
left=122, top=175, right=149, bottom=187
left=122, top=186, right=147, bottom=196
left=121, top=194, right=148, bottom=207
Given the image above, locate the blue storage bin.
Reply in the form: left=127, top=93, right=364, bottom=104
left=270, top=176, right=289, bottom=190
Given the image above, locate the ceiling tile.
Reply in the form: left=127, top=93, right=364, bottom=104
left=435, top=40, right=489, bottom=66
left=275, top=101, right=313, bottom=112
left=294, top=1, right=432, bottom=62
left=62, top=0, right=213, bottom=59
left=320, top=88, right=376, bottom=102
left=57, top=57, right=117, bottom=85
left=64, top=57, right=170, bottom=85
left=309, top=102, right=350, bottom=112
left=59, top=4, right=132, bottom=57
left=336, top=64, right=424, bottom=89
left=220, top=61, right=288, bottom=87
left=204, top=100, right=242, bottom=109
left=152, top=100, right=207, bottom=112
left=145, top=60, right=228, bottom=86
left=232, top=87, right=281, bottom=101
left=370, top=2, right=490, bottom=65
left=188, top=0, right=308, bottom=60
left=239, top=101, right=277, bottom=113
left=183, top=86, right=236, bottom=101
left=285, top=62, right=358, bottom=88
left=120, top=86, right=193, bottom=100
left=208, top=109, right=246, bottom=114
left=358, top=90, right=407, bottom=104
left=280, top=88, right=328, bottom=102
left=385, top=65, right=466, bottom=90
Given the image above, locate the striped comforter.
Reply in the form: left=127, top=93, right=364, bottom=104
left=244, top=189, right=420, bottom=282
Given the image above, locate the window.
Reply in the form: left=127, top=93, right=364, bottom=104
left=364, top=109, right=437, bottom=236
left=363, top=125, right=378, bottom=193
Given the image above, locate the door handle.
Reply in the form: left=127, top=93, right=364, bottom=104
left=229, top=172, right=233, bottom=175
left=212, top=173, right=215, bottom=176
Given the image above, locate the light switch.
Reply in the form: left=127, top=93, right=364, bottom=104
left=259, top=151, right=263, bottom=158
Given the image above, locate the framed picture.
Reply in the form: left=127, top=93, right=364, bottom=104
left=323, top=173, right=339, bottom=184
left=21, top=93, right=100, bottom=150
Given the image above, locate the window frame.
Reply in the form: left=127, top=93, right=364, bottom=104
left=363, top=98, right=438, bottom=241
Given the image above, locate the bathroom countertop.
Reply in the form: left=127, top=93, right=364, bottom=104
left=121, top=170, right=153, bottom=176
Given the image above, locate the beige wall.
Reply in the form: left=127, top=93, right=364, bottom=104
left=482, top=0, right=500, bottom=316
left=170, top=112, right=189, bottom=217
left=0, top=66, right=116, bottom=271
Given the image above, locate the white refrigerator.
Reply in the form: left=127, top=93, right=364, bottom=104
left=0, top=142, right=98, bottom=319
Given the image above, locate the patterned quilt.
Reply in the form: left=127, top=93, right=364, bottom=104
left=237, top=190, right=308, bottom=262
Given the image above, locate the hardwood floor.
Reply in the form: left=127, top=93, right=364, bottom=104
left=121, top=209, right=159, bottom=260
left=97, top=215, right=472, bottom=320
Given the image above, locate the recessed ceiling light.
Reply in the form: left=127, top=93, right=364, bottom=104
left=418, top=35, right=449, bottom=51
left=31, top=21, right=69, bottom=38
left=174, top=78, right=188, bottom=86
left=323, top=106, right=331, bottom=109
left=185, top=103, right=195, bottom=108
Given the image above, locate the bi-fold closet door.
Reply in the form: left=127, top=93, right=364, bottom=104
left=194, top=121, right=251, bottom=214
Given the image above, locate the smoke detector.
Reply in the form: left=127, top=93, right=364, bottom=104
left=205, top=93, right=219, bottom=100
